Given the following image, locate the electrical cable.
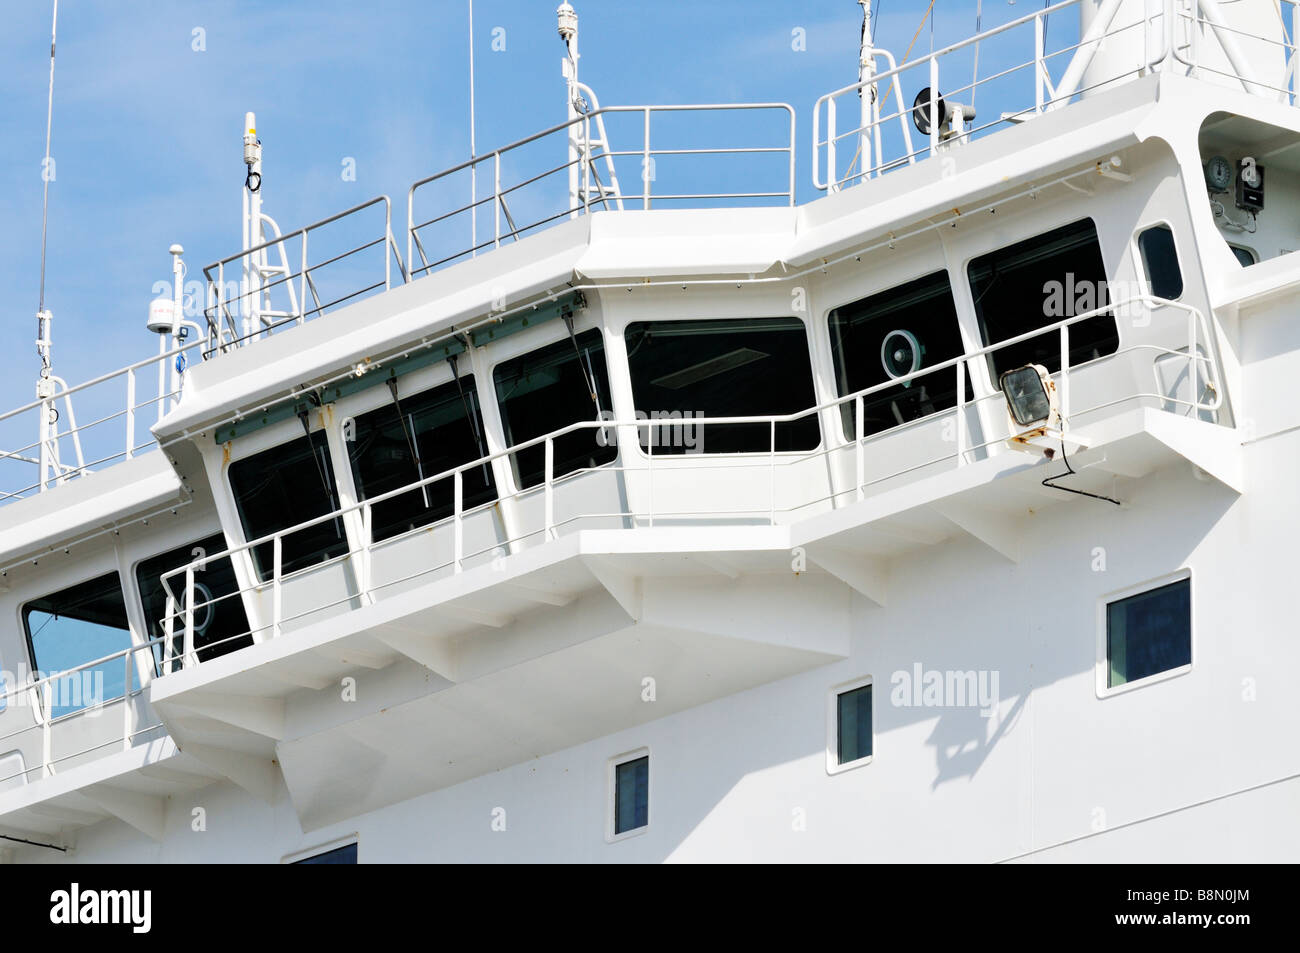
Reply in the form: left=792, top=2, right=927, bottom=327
left=1041, top=425, right=1121, bottom=505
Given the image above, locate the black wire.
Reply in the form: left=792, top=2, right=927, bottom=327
left=1041, top=431, right=1121, bottom=506
left=0, top=832, right=66, bottom=852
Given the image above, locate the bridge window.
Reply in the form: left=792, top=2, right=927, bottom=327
left=968, top=218, right=1118, bottom=382
left=136, top=535, right=253, bottom=672
left=1137, top=225, right=1183, bottom=300
left=228, top=431, right=348, bottom=581
left=23, top=573, right=132, bottom=718
left=348, top=374, right=496, bottom=542
left=1105, top=576, right=1191, bottom=691
left=828, top=677, right=873, bottom=773
left=494, top=329, right=617, bottom=489
left=624, top=317, right=819, bottom=454
left=828, top=272, right=972, bottom=440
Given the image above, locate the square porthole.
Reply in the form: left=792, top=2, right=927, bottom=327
left=1097, top=572, right=1192, bottom=697
left=607, top=748, right=649, bottom=841
left=826, top=677, right=873, bottom=774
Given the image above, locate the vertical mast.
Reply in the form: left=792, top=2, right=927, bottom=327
left=858, top=0, right=875, bottom=182
left=558, top=2, right=581, bottom=217
left=242, top=112, right=263, bottom=340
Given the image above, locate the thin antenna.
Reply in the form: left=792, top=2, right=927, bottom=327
left=37, top=0, right=59, bottom=371
left=468, top=0, right=477, bottom=256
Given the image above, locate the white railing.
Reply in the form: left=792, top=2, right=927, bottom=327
left=0, top=636, right=166, bottom=788
left=157, top=297, right=1221, bottom=666
left=202, top=195, right=409, bottom=355
left=407, top=103, right=797, bottom=278
left=814, top=0, right=1300, bottom=191
left=0, top=338, right=205, bottom=506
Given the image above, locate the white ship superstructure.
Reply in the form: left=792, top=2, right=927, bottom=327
left=1, top=0, right=1299, bottom=863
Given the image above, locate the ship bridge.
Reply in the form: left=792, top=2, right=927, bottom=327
left=1, top=0, right=1297, bottom=847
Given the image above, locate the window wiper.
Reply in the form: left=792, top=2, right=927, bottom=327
left=448, top=353, right=492, bottom=484
left=385, top=377, right=431, bottom=509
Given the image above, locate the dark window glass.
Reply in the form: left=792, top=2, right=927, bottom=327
left=1230, top=244, right=1257, bottom=267
left=836, top=683, right=873, bottom=764
left=1107, top=578, right=1191, bottom=688
left=228, top=430, right=347, bottom=581
left=293, top=843, right=358, bottom=864
left=1137, top=225, right=1183, bottom=300
left=137, top=535, right=253, bottom=672
left=614, top=755, right=649, bottom=835
left=828, top=272, right=974, bottom=440
left=23, top=573, right=131, bottom=718
left=625, top=318, right=819, bottom=454
left=494, top=330, right=617, bottom=489
left=968, top=219, right=1118, bottom=382
left=348, top=374, right=496, bottom=542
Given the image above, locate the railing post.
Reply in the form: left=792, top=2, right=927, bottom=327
left=929, top=58, right=940, bottom=156
left=271, top=536, right=283, bottom=639
left=855, top=395, right=865, bottom=502
left=125, top=367, right=135, bottom=460
left=826, top=97, right=838, bottom=193
left=647, top=422, right=655, bottom=528
left=582, top=116, right=592, bottom=214
left=383, top=202, right=392, bottom=291
left=544, top=438, right=555, bottom=540
left=494, top=153, right=502, bottom=248
left=41, top=681, right=53, bottom=778
left=1059, top=324, right=1071, bottom=421
left=361, top=502, right=374, bottom=601
left=163, top=593, right=176, bottom=675
left=1035, top=14, right=1046, bottom=112
left=184, top=564, right=196, bottom=667
left=643, top=107, right=651, bottom=210
left=769, top=420, right=777, bottom=525
left=1188, top=305, right=1198, bottom=411
left=454, top=470, right=464, bottom=570
left=122, top=650, right=133, bottom=751
left=956, top=359, right=967, bottom=466
left=299, top=233, right=308, bottom=325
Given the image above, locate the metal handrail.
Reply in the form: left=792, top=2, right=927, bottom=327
left=158, top=296, right=1220, bottom=665
left=407, top=102, right=797, bottom=277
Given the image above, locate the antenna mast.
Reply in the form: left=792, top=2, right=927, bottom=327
left=35, top=0, right=60, bottom=492
left=858, top=0, right=875, bottom=183
left=558, top=2, right=581, bottom=217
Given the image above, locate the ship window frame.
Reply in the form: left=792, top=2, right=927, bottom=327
left=491, top=324, right=620, bottom=493
left=606, top=746, right=650, bottom=842
left=1134, top=222, right=1185, bottom=302
left=827, top=675, right=874, bottom=775
left=966, top=216, right=1120, bottom=385
left=623, top=315, right=823, bottom=457
left=21, top=571, right=134, bottom=720
left=226, top=424, right=350, bottom=583
left=1228, top=243, right=1257, bottom=267
left=1096, top=569, right=1193, bottom=698
left=825, top=270, right=974, bottom=443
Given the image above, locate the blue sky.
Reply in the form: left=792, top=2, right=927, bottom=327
left=0, top=0, right=1058, bottom=420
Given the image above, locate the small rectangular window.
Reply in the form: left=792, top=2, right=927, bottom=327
left=828, top=272, right=973, bottom=440
left=136, top=535, right=253, bottom=671
left=625, top=318, right=819, bottom=453
left=968, top=219, right=1119, bottom=383
left=836, top=682, right=873, bottom=766
left=348, top=374, right=496, bottom=542
left=1137, top=225, right=1183, bottom=300
left=1229, top=244, right=1257, bottom=267
left=612, top=754, right=649, bottom=836
left=494, top=330, right=617, bottom=489
left=228, top=430, right=347, bottom=581
left=1106, top=577, right=1191, bottom=689
left=23, top=573, right=132, bottom=718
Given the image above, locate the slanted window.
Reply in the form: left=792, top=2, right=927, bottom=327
left=23, top=573, right=132, bottom=718
left=1106, top=577, right=1191, bottom=690
left=347, top=373, right=496, bottom=542
left=1137, top=225, right=1184, bottom=300
left=625, top=318, right=819, bottom=454
left=137, top=535, right=253, bottom=671
left=828, top=272, right=973, bottom=439
left=292, top=842, right=358, bottom=864
left=611, top=753, right=650, bottom=837
left=827, top=678, right=873, bottom=773
left=968, top=219, right=1119, bottom=383
left=494, top=329, right=616, bottom=489
left=228, top=430, right=347, bottom=581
